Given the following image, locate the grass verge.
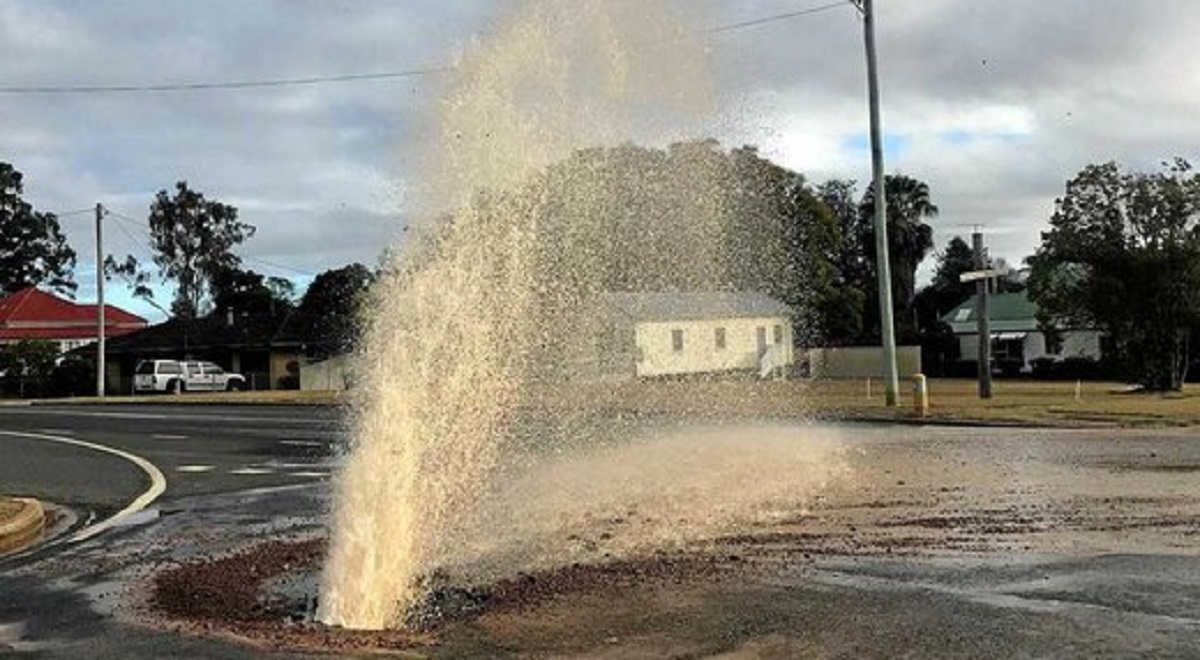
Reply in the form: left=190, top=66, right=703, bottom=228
left=14, top=379, right=1200, bottom=428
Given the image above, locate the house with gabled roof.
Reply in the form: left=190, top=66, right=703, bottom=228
left=581, top=291, right=794, bottom=379
left=100, top=308, right=308, bottom=392
left=942, top=291, right=1102, bottom=374
left=0, top=286, right=147, bottom=353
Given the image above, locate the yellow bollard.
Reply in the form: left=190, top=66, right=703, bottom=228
left=912, top=374, right=928, bottom=417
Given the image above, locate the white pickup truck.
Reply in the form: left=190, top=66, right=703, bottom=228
left=134, top=359, right=246, bottom=393
left=179, top=361, right=246, bottom=392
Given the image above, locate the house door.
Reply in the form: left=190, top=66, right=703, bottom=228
left=756, top=326, right=767, bottom=355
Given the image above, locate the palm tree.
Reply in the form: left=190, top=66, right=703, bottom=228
left=858, top=175, right=938, bottom=333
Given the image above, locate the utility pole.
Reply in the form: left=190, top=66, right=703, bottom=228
left=858, top=0, right=900, bottom=406
left=973, top=231, right=992, bottom=399
left=95, top=203, right=106, bottom=398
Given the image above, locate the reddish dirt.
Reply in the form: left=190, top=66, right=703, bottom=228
left=148, top=537, right=751, bottom=654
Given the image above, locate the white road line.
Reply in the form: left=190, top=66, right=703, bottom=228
left=176, top=464, right=215, bottom=473
left=0, top=430, right=167, bottom=543
left=290, top=471, right=330, bottom=478
left=87, top=412, right=171, bottom=420
left=280, top=440, right=324, bottom=447
left=37, top=428, right=75, bottom=435
left=229, top=467, right=275, bottom=476
left=152, top=434, right=189, bottom=440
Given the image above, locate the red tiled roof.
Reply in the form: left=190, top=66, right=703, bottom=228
left=0, top=287, right=147, bottom=342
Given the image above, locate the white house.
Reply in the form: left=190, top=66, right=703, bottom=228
left=943, top=292, right=1102, bottom=374
left=582, top=292, right=794, bottom=379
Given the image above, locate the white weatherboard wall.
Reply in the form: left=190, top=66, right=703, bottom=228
left=300, top=354, right=353, bottom=391
left=957, top=329, right=1102, bottom=372
left=635, top=316, right=792, bottom=377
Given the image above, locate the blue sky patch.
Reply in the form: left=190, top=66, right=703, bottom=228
left=842, top=133, right=911, bottom=156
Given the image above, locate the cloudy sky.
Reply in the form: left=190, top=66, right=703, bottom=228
left=3, top=0, right=1198, bottom=320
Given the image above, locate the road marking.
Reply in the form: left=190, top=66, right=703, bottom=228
left=291, top=471, right=330, bottom=478
left=280, top=440, right=324, bottom=447
left=87, top=412, right=171, bottom=420
left=37, top=428, right=75, bottom=435
left=229, top=467, right=275, bottom=476
left=176, top=464, right=215, bottom=473
left=0, top=430, right=167, bottom=543
left=152, top=434, right=189, bottom=440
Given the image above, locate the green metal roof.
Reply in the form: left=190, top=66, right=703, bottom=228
left=942, top=292, right=1039, bottom=334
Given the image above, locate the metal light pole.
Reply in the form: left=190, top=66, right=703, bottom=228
left=95, top=203, right=106, bottom=398
left=859, top=0, right=900, bottom=406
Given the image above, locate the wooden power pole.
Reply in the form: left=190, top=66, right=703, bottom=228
left=95, top=203, right=106, bottom=398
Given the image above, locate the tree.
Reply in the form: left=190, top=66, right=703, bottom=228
left=146, top=182, right=255, bottom=319
left=1028, top=159, right=1200, bottom=390
left=859, top=174, right=938, bottom=320
left=0, top=162, right=77, bottom=296
left=930, top=236, right=978, bottom=296
left=817, top=179, right=870, bottom=292
left=912, top=236, right=976, bottom=375
left=295, top=263, right=375, bottom=353
left=209, top=266, right=294, bottom=317
left=0, top=339, right=60, bottom=398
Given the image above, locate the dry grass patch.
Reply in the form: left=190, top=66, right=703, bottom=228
left=531, top=378, right=1200, bottom=428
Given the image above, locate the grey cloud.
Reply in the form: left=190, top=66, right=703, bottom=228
left=3, top=0, right=1199, bottom=303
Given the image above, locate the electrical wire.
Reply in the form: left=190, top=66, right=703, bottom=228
left=0, top=2, right=854, bottom=96
left=49, top=207, right=96, bottom=218
left=240, top=256, right=316, bottom=278
left=106, top=208, right=316, bottom=278
left=706, top=1, right=854, bottom=33
left=0, top=67, right=451, bottom=96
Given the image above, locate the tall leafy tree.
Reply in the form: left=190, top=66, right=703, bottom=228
left=1028, top=159, right=1200, bottom=390
left=146, top=181, right=254, bottom=319
left=930, top=235, right=978, bottom=296
left=209, top=266, right=294, bottom=317
left=295, top=263, right=375, bottom=353
left=859, top=174, right=938, bottom=338
left=912, top=236, right=976, bottom=374
left=0, top=162, right=77, bottom=296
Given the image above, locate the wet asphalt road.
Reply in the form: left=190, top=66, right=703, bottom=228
left=0, top=404, right=343, bottom=513
left=0, top=409, right=1198, bottom=658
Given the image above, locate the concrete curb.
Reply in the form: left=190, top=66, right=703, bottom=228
left=0, top=498, right=45, bottom=555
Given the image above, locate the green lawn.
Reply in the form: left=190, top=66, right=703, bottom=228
left=28, top=378, right=1200, bottom=428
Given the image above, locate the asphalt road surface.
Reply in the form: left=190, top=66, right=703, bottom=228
left=0, top=404, right=341, bottom=511
left=0, top=407, right=1198, bottom=658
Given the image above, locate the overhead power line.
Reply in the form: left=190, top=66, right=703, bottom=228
left=707, top=1, right=854, bottom=33
left=0, top=67, right=450, bottom=96
left=104, top=208, right=315, bottom=277
left=0, top=2, right=853, bottom=96
left=50, top=207, right=96, bottom=218
left=241, top=256, right=317, bottom=278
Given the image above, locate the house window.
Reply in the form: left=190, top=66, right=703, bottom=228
left=773, top=324, right=783, bottom=345
left=714, top=327, right=726, bottom=350
left=671, top=329, right=684, bottom=353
